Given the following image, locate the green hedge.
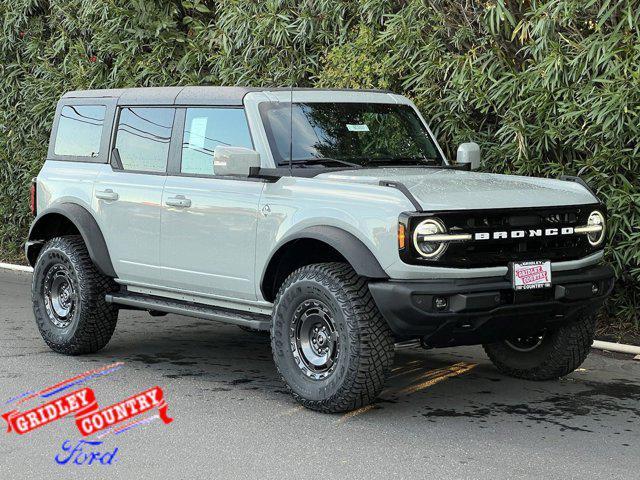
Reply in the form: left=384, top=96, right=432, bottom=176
left=1, top=0, right=638, bottom=326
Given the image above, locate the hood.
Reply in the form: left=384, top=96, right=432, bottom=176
left=316, top=167, right=598, bottom=211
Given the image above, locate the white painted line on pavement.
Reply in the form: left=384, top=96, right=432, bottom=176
left=0, top=262, right=33, bottom=273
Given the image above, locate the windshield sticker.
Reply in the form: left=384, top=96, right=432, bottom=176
left=346, top=124, right=369, bottom=132
left=188, top=117, right=208, bottom=149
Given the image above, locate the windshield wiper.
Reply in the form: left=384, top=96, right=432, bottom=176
left=288, top=158, right=362, bottom=168
left=362, top=156, right=441, bottom=167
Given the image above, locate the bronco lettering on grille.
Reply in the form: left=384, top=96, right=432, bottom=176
left=474, top=227, right=575, bottom=241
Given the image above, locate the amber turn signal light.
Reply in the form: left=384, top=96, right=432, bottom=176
left=398, top=223, right=406, bottom=250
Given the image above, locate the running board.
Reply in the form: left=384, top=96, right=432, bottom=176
left=105, top=293, right=271, bottom=331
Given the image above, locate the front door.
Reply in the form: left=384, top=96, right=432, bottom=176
left=160, top=107, right=263, bottom=301
left=93, top=106, right=175, bottom=286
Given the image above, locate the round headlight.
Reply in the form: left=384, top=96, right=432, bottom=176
left=413, top=218, right=447, bottom=258
left=586, top=210, right=605, bottom=246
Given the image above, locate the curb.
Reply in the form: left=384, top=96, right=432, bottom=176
left=0, top=262, right=33, bottom=273
left=592, top=340, right=640, bottom=357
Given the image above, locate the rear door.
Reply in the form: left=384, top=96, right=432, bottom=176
left=160, top=106, right=264, bottom=301
left=93, top=106, right=176, bottom=286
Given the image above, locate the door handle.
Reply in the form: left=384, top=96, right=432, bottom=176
left=165, top=195, right=192, bottom=208
left=95, top=189, right=119, bottom=201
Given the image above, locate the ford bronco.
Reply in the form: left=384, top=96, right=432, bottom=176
left=26, top=87, right=614, bottom=412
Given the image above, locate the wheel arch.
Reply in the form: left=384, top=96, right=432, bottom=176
left=26, top=203, right=116, bottom=278
left=260, top=226, right=388, bottom=302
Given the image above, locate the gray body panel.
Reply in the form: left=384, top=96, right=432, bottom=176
left=32, top=87, right=605, bottom=311
left=92, top=166, right=167, bottom=285
left=317, top=168, right=598, bottom=210
left=160, top=176, right=264, bottom=300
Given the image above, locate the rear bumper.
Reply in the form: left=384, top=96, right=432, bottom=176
left=368, top=264, right=615, bottom=347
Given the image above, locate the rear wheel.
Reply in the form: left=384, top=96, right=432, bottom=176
left=483, top=314, right=596, bottom=380
left=271, top=263, right=394, bottom=413
left=32, top=236, right=119, bottom=355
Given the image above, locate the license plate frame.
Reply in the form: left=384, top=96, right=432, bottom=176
left=510, top=260, right=552, bottom=291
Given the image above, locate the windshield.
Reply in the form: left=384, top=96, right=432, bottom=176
left=258, top=102, right=444, bottom=168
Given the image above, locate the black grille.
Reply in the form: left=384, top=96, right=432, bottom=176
left=401, top=204, right=602, bottom=268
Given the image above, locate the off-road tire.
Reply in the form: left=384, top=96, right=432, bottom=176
left=483, top=315, right=597, bottom=380
left=32, top=235, right=119, bottom=355
left=271, top=262, right=394, bottom=413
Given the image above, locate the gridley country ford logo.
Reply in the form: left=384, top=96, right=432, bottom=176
left=2, top=362, right=173, bottom=466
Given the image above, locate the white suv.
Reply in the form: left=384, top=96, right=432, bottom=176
left=26, top=87, right=614, bottom=412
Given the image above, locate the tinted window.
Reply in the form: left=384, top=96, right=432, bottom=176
left=259, top=103, right=442, bottom=168
left=115, top=107, right=174, bottom=172
left=54, top=105, right=105, bottom=157
left=181, top=108, right=253, bottom=175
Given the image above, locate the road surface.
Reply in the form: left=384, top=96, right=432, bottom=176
left=0, top=268, right=638, bottom=479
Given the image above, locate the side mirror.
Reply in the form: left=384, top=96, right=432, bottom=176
left=456, top=142, right=481, bottom=170
left=213, top=146, right=261, bottom=176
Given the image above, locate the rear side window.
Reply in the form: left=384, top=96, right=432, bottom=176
left=181, top=108, right=253, bottom=175
left=54, top=105, right=106, bottom=157
left=115, top=107, right=175, bottom=173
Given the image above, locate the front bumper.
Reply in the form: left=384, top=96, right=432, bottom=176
left=368, top=264, right=615, bottom=347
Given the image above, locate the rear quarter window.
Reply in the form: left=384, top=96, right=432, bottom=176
left=54, top=105, right=106, bottom=157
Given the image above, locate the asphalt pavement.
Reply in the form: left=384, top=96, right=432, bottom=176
left=0, top=268, right=638, bottom=479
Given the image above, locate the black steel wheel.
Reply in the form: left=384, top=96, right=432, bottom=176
left=32, top=236, right=119, bottom=355
left=483, top=315, right=597, bottom=381
left=271, top=263, right=394, bottom=413
left=504, top=334, right=545, bottom=353
left=43, top=263, right=77, bottom=328
left=290, top=299, right=339, bottom=380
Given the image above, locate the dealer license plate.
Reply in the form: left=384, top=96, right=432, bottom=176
left=511, top=260, right=552, bottom=290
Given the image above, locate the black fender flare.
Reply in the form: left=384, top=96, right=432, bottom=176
left=26, top=203, right=116, bottom=278
left=261, top=225, right=388, bottom=298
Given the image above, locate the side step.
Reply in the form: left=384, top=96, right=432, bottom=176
left=105, top=293, right=271, bottom=331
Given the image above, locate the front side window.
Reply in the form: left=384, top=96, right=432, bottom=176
left=54, top=105, right=105, bottom=157
left=115, top=107, right=175, bottom=172
left=259, top=102, right=442, bottom=168
left=181, top=108, right=253, bottom=175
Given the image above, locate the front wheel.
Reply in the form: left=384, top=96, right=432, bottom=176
left=483, top=314, right=597, bottom=380
left=271, top=263, right=394, bottom=413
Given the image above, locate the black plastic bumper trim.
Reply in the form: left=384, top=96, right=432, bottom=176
left=369, top=264, right=615, bottom=346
